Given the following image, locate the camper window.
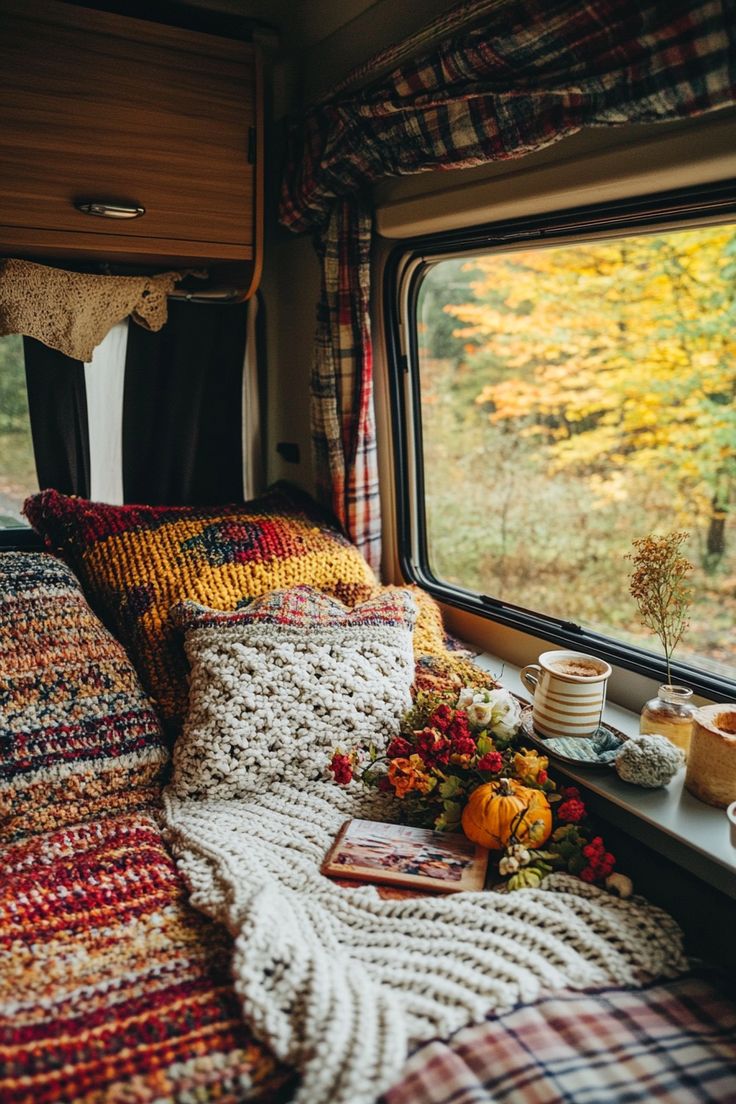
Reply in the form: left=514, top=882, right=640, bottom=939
left=390, top=185, right=736, bottom=698
left=0, top=335, right=36, bottom=529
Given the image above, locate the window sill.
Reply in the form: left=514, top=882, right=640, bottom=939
left=474, top=652, right=736, bottom=900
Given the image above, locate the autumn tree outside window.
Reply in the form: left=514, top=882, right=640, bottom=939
left=392, top=190, right=736, bottom=694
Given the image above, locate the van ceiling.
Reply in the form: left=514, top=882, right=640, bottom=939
left=182, top=0, right=387, bottom=49
left=157, top=0, right=464, bottom=100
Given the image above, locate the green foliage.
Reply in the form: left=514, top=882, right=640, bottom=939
left=0, top=335, right=37, bottom=520
left=0, top=335, right=29, bottom=433
left=418, top=260, right=481, bottom=366
left=435, top=800, right=462, bottom=831
left=438, top=775, right=462, bottom=799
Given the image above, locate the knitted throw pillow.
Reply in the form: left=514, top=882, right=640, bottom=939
left=169, top=586, right=417, bottom=799
left=0, top=553, right=169, bottom=842
left=23, top=484, right=377, bottom=730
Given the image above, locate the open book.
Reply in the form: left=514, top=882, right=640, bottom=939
left=322, top=818, right=489, bottom=893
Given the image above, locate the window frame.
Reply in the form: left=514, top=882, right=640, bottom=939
left=0, top=331, right=40, bottom=548
left=0, top=528, right=43, bottom=550
left=384, top=181, right=736, bottom=703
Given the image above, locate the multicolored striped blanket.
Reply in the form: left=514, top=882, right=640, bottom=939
left=0, top=812, right=295, bottom=1104
left=2, top=809, right=735, bottom=1104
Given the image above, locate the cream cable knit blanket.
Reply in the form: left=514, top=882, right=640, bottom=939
left=163, top=781, right=688, bottom=1104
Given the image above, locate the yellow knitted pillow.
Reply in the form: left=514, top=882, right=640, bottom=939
left=379, top=584, right=498, bottom=696
left=24, top=485, right=377, bottom=730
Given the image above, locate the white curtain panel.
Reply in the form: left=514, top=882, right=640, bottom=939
left=84, top=321, right=127, bottom=504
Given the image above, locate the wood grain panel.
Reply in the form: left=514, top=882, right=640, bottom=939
left=0, top=0, right=257, bottom=259
left=0, top=224, right=254, bottom=266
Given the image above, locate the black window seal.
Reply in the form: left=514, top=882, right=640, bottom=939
left=0, top=527, right=43, bottom=551
left=383, top=180, right=736, bottom=703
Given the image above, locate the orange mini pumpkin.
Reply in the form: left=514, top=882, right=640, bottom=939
left=461, top=777, right=552, bottom=850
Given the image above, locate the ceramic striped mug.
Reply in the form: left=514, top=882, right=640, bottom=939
left=520, top=650, right=612, bottom=739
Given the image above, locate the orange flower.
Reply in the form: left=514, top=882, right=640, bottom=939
left=387, top=754, right=434, bottom=798
left=409, top=754, right=436, bottom=794
left=388, top=758, right=416, bottom=797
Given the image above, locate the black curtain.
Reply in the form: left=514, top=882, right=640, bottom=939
left=122, top=299, right=247, bottom=505
left=23, top=337, right=90, bottom=496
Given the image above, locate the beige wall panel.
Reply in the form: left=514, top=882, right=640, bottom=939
left=375, top=110, right=736, bottom=237
left=262, top=231, right=318, bottom=491
left=303, top=0, right=463, bottom=104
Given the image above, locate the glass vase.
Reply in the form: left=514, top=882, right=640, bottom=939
left=640, top=684, right=696, bottom=757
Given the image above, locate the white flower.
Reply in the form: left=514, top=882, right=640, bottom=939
left=508, top=846, right=531, bottom=866
left=457, top=688, right=476, bottom=710
left=487, top=688, right=522, bottom=739
left=467, top=701, right=494, bottom=727
left=499, top=855, right=520, bottom=875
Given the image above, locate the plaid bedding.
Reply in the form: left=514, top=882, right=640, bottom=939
left=385, top=979, right=736, bottom=1104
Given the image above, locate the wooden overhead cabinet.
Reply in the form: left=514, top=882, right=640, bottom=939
left=0, top=0, right=262, bottom=270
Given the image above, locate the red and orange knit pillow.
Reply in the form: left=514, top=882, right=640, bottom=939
left=24, top=484, right=377, bottom=729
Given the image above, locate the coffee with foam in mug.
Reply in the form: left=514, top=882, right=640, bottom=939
left=548, top=657, right=607, bottom=678
left=520, top=650, right=612, bottom=739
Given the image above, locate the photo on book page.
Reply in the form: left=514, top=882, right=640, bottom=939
left=322, top=818, right=489, bottom=893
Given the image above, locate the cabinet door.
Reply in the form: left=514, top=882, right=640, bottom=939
left=0, top=0, right=258, bottom=263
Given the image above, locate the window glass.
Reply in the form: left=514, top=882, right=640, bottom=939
left=0, top=335, right=37, bottom=526
left=416, top=223, right=736, bottom=682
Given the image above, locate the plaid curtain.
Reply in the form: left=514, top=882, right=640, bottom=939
left=280, top=0, right=735, bottom=570
left=313, top=197, right=380, bottom=569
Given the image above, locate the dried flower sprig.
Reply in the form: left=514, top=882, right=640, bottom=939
left=627, top=531, right=693, bottom=685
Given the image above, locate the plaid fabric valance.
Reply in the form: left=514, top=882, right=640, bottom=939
left=280, top=0, right=736, bottom=570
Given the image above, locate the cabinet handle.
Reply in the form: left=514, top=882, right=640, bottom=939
left=75, top=201, right=145, bottom=219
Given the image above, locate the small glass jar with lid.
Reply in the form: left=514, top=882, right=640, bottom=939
left=640, top=685, right=696, bottom=756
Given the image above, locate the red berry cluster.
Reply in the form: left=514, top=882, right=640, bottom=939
left=580, top=836, right=615, bottom=883
left=329, top=752, right=354, bottom=785
left=476, top=751, right=503, bottom=772
left=557, top=798, right=586, bottom=824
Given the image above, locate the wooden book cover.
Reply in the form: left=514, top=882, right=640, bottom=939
left=321, top=818, right=489, bottom=894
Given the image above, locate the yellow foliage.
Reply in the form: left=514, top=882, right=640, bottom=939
left=446, top=225, right=736, bottom=517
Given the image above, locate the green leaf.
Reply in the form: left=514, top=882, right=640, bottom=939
left=439, top=775, right=462, bottom=799
left=476, top=733, right=493, bottom=757
left=439, top=799, right=462, bottom=829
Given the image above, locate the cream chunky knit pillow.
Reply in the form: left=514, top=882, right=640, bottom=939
left=170, top=586, right=417, bottom=798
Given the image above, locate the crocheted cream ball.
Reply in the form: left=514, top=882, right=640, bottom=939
left=615, top=734, right=684, bottom=788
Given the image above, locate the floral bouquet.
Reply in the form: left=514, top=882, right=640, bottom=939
left=330, top=685, right=628, bottom=894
